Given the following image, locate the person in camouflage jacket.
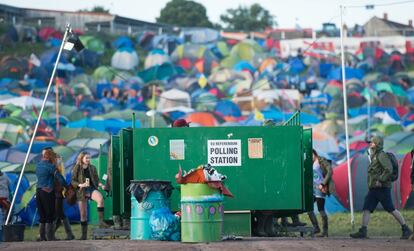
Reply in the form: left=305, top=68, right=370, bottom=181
left=71, top=151, right=109, bottom=240
left=351, top=136, right=412, bottom=239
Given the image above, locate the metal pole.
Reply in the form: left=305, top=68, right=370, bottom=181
left=340, top=5, right=355, bottom=227
left=56, top=78, right=60, bottom=131
left=367, top=82, right=371, bottom=140
left=151, top=85, right=156, bottom=128
left=5, top=24, right=71, bottom=225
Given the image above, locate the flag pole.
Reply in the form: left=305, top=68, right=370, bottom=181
left=340, top=6, right=355, bottom=228
left=5, top=24, right=71, bottom=225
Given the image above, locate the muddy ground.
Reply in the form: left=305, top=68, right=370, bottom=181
left=1, top=237, right=413, bottom=251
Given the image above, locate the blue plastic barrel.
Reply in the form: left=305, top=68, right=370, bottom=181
left=130, top=185, right=170, bottom=240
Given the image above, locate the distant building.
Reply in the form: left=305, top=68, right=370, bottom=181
left=267, top=28, right=314, bottom=40
left=0, top=3, right=171, bottom=34
left=364, top=13, right=414, bottom=37
left=0, top=4, right=24, bottom=24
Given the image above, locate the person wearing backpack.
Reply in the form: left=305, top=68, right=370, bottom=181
left=350, top=136, right=413, bottom=239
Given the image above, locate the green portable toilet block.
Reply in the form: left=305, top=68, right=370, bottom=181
left=181, top=183, right=224, bottom=242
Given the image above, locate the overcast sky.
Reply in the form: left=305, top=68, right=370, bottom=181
left=2, top=0, right=414, bottom=29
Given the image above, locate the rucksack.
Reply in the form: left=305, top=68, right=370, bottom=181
left=386, top=152, right=399, bottom=182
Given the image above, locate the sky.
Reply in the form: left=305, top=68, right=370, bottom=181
left=1, top=0, right=414, bottom=29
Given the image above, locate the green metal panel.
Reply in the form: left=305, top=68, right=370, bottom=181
left=111, top=135, right=121, bottom=216
left=120, top=128, right=134, bottom=217
left=89, top=153, right=112, bottom=224
left=223, top=212, right=251, bottom=236
left=302, top=128, right=313, bottom=211
left=133, top=126, right=310, bottom=212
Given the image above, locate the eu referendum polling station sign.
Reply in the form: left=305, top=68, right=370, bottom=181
left=207, top=140, right=241, bottom=166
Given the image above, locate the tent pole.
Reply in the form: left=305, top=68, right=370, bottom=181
left=5, top=24, right=71, bottom=225
left=56, top=78, right=60, bottom=131
left=340, top=5, right=355, bottom=228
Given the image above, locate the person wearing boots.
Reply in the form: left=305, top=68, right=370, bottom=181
left=53, top=155, right=74, bottom=240
left=71, top=151, right=109, bottom=240
left=350, top=136, right=413, bottom=239
left=0, top=170, right=10, bottom=242
left=410, top=148, right=414, bottom=241
left=308, top=149, right=332, bottom=237
left=36, top=148, right=66, bottom=241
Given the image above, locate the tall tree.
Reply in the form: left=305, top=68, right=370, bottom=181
left=220, top=3, right=276, bottom=31
left=79, top=6, right=110, bottom=13
left=157, top=0, right=212, bottom=28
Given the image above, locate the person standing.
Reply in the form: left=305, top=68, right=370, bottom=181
left=307, top=149, right=333, bottom=237
left=36, top=148, right=65, bottom=241
left=71, top=152, right=108, bottom=240
left=53, top=155, right=74, bottom=240
left=411, top=148, right=414, bottom=241
left=0, top=170, right=10, bottom=242
left=350, top=136, right=412, bottom=239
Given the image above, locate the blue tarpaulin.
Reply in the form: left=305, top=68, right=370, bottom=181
left=327, top=67, right=365, bottom=81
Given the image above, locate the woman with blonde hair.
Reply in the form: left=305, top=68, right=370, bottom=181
left=53, top=155, right=74, bottom=240
left=71, top=151, right=108, bottom=240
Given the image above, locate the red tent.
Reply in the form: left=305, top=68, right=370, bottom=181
left=38, top=27, right=63, bottom=41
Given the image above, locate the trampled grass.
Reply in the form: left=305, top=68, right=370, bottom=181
left=22, top=210, right=414, bottom=241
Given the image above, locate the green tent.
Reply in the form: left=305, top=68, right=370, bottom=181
left=137, top=63, right=185, bottom=83
left=133, top=111, right=168, bottom=128
left=79, top=35, right=105, bottom=54
left=45, top=104, right=84, bottom=122
left=93, top=109, right=136, bottom=120
left=0, top=117, right=30, bottom=127
left=371, top=123, right=403, bottom=136
left=58, top=127, right=109, bottom=142
left=72, top=82, right=92, bottom=96
left=194, top=92, right=218, bottom=112
left=230, top=40, right=263, bottom=61
left=373, top=82, right=407, bottom=97
left=93, top=66, right=116, bottom=81
left=0, top=123, right=28, bottom=145
left=52, top=145, right=76, bottom=161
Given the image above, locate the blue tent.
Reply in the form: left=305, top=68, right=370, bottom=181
left=113, top=36, right=134, bottom=49
left=327, top=67, right=365, bottom=81
left=319, top=63, right=335, bottom=78
left=11, top=141, right=56, bottom=154
left=67, top=118, right=140, bottom=134
left=233, top=61, right=255, bottom=73
left=285, top=112, right=320, bottom=125
left=75, top=49, right=100, bottom=68
left=348, top=106, right=400, bottom=121
left=261, top=106, right=285, bottom=122
left=19, top=190, right=81, bottom=225
left=5, top=173, right=30, bottom=222
left=288, top=57, right=306, bottom=74
left=215, top=100, right=241, bottom=117
left=40, top=48, right=69, bottom=66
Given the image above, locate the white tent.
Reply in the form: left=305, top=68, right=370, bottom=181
left=111, top=49, right=139, bottom=71
left=157, top=88, right=191, bottom=111
left=0, top=96, right=53, bottom=109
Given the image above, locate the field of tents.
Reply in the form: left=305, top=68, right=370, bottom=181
left=0, top=24, right=413, bottom=225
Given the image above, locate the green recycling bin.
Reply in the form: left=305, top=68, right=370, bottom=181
left=181, top=183, right=223, bottom=242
